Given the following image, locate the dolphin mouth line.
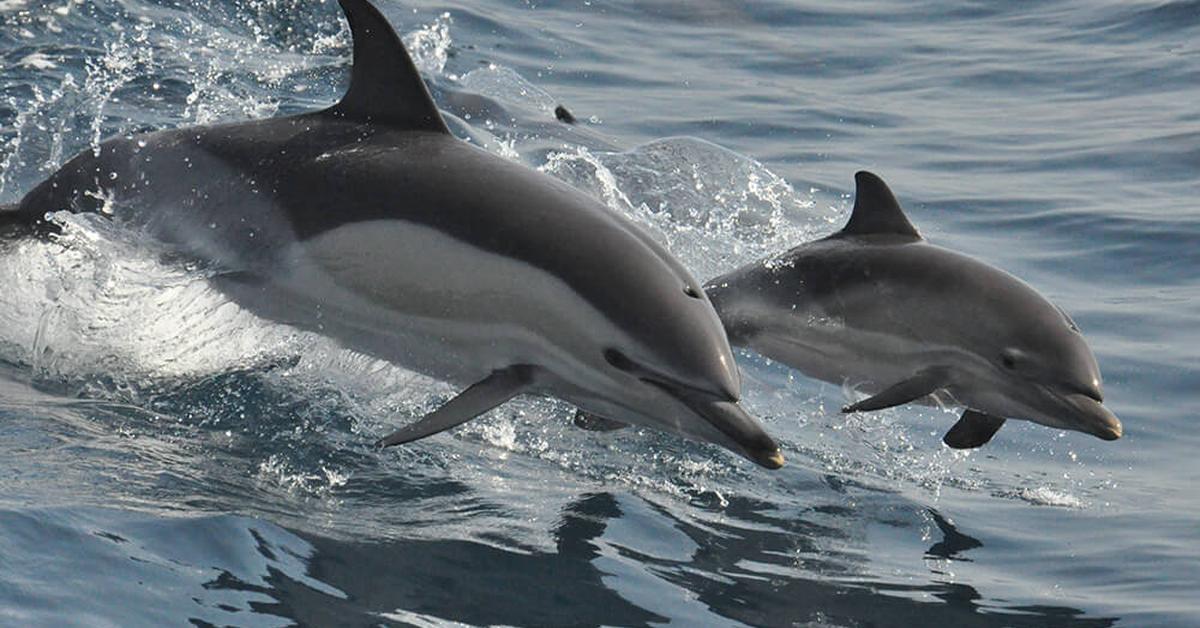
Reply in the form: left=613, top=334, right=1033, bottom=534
left=641, top=378, right=784, bottom=469
left=1061, top=382, right=1104, bottom=403
left=1041, top=387, right=1122, bottom=441
left=1066, top=393, right=1122, bottom=440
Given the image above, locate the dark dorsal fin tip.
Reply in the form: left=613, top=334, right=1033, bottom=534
left=331, top=0, right=449, bottom=133
left=554, top=104, right=577, bottom=124
left=838, top=170, right=921, bottom=239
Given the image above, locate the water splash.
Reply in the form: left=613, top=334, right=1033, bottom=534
left=540, top=137, right=830, bottom=279
left=402, top=12, right=453, bottom=77
left=0, top=73, right=78, bottom=195
left=1011, top=486, right=1086, bottom=508
left=258, top=453, right=351, bottom=499
left=82, top=25, right=156, bottom=153
left=458, top=63, right=558, bottom=113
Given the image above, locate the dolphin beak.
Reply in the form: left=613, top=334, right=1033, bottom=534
left=761, top=449, right=787, bottom=469
left=1066, top=393, right=1122, bottom=441
left=641, top=378, right=784, bottom=468
left=681, top=396, right=785, bottom=469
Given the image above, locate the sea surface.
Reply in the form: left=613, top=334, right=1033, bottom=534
left=1, top=0, right=1197, bottom=626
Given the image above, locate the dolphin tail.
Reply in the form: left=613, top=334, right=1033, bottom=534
left=376, top=365, right=537, bottom=447
left=0, top=202, right=30, bottom=239
left=0, top=202, right=58, bottom=240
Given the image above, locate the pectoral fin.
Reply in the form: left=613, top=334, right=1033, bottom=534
left=842, top=367, right=949, bottom=413
left=573, top=410, right=628, bottom=432
left=942, top=409, right=1006, bottom=449
left=377, top=366, right=535, bottom=447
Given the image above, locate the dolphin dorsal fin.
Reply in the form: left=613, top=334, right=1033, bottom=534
left=837, top=171, right=921, bottom=239
left=328, top=0, right=450, bottom=133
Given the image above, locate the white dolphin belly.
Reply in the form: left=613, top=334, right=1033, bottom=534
left=216, top=220, right=616, bottom=390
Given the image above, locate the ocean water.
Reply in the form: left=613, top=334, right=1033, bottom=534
left=0, top=0, right=1197, bottom=626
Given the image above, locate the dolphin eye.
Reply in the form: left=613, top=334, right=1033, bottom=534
left=1000, top=352, right=1018, bottom=370
left=604, top=348, right=636, bottom=372
left=683, top=285, right=703, bottom=299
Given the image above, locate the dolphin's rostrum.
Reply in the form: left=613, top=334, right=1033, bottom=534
left=0, top=0, right=784, bottom=469
left=706, top=171, right=1122, bottom=448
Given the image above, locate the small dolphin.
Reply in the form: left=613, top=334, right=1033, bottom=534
left=0, top=0, right=783, bottom=468
left=705, top=171, right=1121, bottom=448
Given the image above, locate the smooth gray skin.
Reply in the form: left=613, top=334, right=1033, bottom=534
left=0, top=0, right=783, bottom=469
left=706, top=171, right=1122, bottom=448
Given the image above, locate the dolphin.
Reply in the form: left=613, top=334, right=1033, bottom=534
left=0, top=0, right=784, bottom=468
left=705, top=171, right=1122, bottom=449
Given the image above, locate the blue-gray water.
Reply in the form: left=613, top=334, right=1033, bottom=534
left=1, top=0, right=1196, bottom=626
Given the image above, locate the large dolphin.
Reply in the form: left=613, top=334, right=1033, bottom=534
left=0, top=0, right=784, bottom=468
left=705, top=171, right=1122, bottom=449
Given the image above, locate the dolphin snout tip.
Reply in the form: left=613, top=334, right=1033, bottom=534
left=1095, top=417, right=1122, bottom=441
left=1084, top=401, right=1118, bottom=439
left=755, top=449, right=786, bottom=470
left=684, top=396, right=783, bottom=470
left=1058, top=390, right=1122, bottom=442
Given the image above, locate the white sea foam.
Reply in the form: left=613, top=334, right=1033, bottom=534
left=17, top=52, right=56, bottom=70
left=539, top=137, right=831, bottom=280
left=1013, top=486, right=1086, bottom=509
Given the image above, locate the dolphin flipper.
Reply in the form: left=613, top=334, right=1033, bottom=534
left=841, top=367, right=949, bottom=413
left=377, top=365, right=535, bottom=447
left=942, top=410, right=1006, bottom=449
left=573, top=410, right=628, bottom=432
